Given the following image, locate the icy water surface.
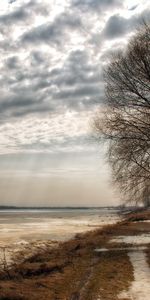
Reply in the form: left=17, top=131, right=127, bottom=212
left=0, top=208, right=119, bottom=245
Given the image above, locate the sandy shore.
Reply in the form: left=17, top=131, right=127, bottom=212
left=0, top=209, right=149, bottom=300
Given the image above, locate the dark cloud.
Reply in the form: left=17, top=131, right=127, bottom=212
left=102, top=14, right=129, bottom=39
left=12, top=102, right=52, bottom=118
left=21, top=12, right=82, bottom=46
left=6, top=56, right=19, bottom=69
left=30, top=51, right=46, bottom=65
left=0, top=0, right=48, bottom=26
left=48, top=51, right=103, bottom=109
left=0, top=88, right=52, bottom=119
left=54, top=85, right=101, bottom=99
left=0, top=0, right=149, bottom=123
left=0, top=7, right=28, bottom=25
left=45, top=50, right=104, bottom=108
left=9, top=0, right=17, bottom=4
left=101, top=9, right=150, bottom=40
left=50, top=50, right=102, bottom=87
left=71, top=0, right=122, bottom=11
left=0, top=48, right=103, bottom=119
left=0, top=93, right=38, bottom=109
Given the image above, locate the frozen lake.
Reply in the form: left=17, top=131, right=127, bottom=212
left=0, top=208, right=120, bottom=245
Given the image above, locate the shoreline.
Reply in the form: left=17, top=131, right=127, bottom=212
left=0, top=208, right=120, bottom=266
left=0, top=210, right=149, bottom=299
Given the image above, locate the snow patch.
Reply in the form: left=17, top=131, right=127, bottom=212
left=111, top=234, right=150, bottom=245
left=119, top=250, right=150, bottom=300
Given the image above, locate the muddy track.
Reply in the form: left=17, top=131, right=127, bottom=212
left=70, top=257, right=99, bottom=300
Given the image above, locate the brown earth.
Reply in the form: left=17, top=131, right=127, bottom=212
left=0, top=210, right=149, bottom=300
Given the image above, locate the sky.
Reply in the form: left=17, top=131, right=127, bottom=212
left=0, top=0, right=149, bottom=207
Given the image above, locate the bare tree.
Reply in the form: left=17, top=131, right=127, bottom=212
left=94, top=23, right=150, bottom=206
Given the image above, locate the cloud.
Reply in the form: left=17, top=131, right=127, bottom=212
left=102, top=14, right=129, bottom=39
left=0, top=0, right=149, bottom=124
left=0, top=0, right=49, bottom=30
left=0, top=1, right=36, bottom=26
left=30, top=51, right=46, bottom=65
left=101, top=9, right=150, bottom=40
left=50, top=50, right=104, bottom=105
left=0, top=6, right=28, bottom=25
left=9, top=0, right=17, bottom=3
left=0, top=0, right=149, bottom=206
left=21, top=12, right=82, bottom=46
left=128, top=4, right=138, bottom=11
left=5, top=56, right=19, bottom=69
left=0, top=110, right=96, bottom=154
left=0, top=87, right=52, bottom=119
left=71, top=0, right=122, bottom=11
left=0, top=48, right=103, bottom=120
left=0, top=0, right=149, bottom=152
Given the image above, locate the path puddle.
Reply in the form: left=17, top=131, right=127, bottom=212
left=119, top=250, right=150, bottom=300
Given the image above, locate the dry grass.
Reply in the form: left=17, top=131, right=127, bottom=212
left=146, top=244, right=150, bottom=269
left=83, top=251, right=133, bottom=300
left=0, top=211, right=149, bottom=300
left=122, top=209, right=150, bottom=222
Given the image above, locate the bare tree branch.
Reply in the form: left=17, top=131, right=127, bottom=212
left=94, top=23, right=150, bottom=206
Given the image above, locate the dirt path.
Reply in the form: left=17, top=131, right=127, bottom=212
left=0, top=217, right=149, bottom=300
left=119, top=248, right=150, bottom=300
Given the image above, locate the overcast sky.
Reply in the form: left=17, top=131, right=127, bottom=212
left=0, top=0, right=149, bottom=207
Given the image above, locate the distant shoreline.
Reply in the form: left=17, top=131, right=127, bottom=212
left=0, top=206, right=120, bottom=210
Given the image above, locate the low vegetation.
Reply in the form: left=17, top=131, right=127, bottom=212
left=0, top=210, right=149, bottom=300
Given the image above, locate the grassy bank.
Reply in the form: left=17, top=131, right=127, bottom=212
left=0, top=210, right=149, bottom=300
